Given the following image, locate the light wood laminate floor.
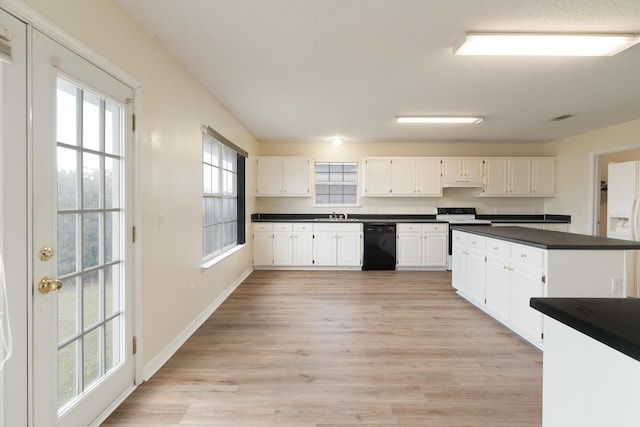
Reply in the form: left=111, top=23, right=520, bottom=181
left=103, top=270, right=542, bottom=426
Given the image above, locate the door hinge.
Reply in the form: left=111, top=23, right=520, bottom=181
left=541, top=275, right=546, bottom=284
left=133, top=336, right=137, bottom=355
left=541, top=333, right=544, bottom=340
left=132, top=114, right=136, bottom=132
left=132, top=226, right=137, bottom=243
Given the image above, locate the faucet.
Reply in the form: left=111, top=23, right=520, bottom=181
left=330, top=211, right=336, bottom=219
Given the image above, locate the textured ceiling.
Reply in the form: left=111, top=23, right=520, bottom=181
left=115, top=0, right=640, bottom=144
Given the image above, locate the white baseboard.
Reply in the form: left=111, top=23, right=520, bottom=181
left=142, top=267, right=253, bottom=380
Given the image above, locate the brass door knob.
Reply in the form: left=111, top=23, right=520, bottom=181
left=38, top=276, right=63, bottom=294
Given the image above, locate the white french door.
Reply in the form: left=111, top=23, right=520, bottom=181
left=31, top=29, right=135, bottom=426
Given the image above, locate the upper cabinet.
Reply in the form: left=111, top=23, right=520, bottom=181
left=256, top=157, right=310, bottom=196
left=482, top=157, right=556, bottom=197
left=441, top=157, right=484, bottom=187
left=363, top=157, right=441, bottom=196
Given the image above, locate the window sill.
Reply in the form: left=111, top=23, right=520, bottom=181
left=201, top=244, right=246, bottom=270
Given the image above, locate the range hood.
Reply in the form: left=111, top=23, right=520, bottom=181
left=441, top=178, right=484, bottom=188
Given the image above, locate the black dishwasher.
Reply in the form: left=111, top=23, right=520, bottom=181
left=362, top=223, right=396, bottom=270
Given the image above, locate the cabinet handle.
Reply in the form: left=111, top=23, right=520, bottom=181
left=493, top=246, right=499, bottom=250
left=520, top=254, right=527, bottom=258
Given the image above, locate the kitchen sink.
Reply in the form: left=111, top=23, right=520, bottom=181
left=313, top=217, right=360, bottom=222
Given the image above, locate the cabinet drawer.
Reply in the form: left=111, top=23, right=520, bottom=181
left=314, top=223, right=362, bottom=233
left=486, top=237, right=510, bottom=258
left=293, top=223, right=314, bottom=232
left=272, top=223, right=293, bottom=232
left=423, top=223, right=448, bottom=233
left=253, top=223, right=273, bottom=232
left=466, top=235, right=486, bottom=251
left=397, top=223, right=421, bottom=232
left=511, top=244, right=544, bottom=268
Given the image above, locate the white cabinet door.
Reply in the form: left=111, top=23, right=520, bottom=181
left=272, top=232, right=293, bottom=266
left=256, top=158, right=284, bottom=195
left=253, top=232, right=274, bottom=265
left=452, top=248, right=466, bottom=291
left=485, top=255, right=511, bottom=322
left=508, top=158, right=532, bottom=195
left=292, top=232, right=314, bottom=266
left=397, top=233, right=421, bottom=266
left=531, top=158, right=556, bottom=196
left=363, top=158, right=392, bottom=195
left=510, top=264, right=544, bottom=344
left=282, top=157, right=310, bottom=195
left=391, top=157, right=416, bottom=195
left=466, top=250, right=486, bottom=305
left=337, top=232, right=362, bottom=266
left=256, top=157, right=310, bottom=196
left=483, top=158, right=508, bottom=195
left=313, top=232, right=337, bottom=265
left=423, top=234, right=447, bottom=267
left=416, top=157, right=442, bottom=195
left=440, top=157, right=462, bottom=180
left=464, top=158, right=485, bottom=180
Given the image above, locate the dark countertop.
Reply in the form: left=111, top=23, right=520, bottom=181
left=451, top=225, right=640, bottom=250
left=252, top=213, right=571, bottom=225
left=530, top=298, right=640, bottom=362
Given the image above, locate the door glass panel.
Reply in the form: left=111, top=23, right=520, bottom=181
left=55, top=76, right=126, bottom=412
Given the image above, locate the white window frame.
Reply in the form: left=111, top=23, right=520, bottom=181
left=313, top=161, right=359, bottom=207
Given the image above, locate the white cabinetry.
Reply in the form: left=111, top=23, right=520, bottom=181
left=256, top=157, right=310, bottom=196
left=441, top=157, right=484, bottom=186
left=483, top=157, right=556, bottom=197
left=363, top=157, right=441, bottom=196
left=292, top=223, right=314, bottom=266
left=397, top=223, right=448, bottom=269
left=453, top=229, right=627, bottom=349
left=362, top=158, right=392, bottom=195
left=254, top=222, right=362, bottom=268
left=313, top=223, right=362, bottom=267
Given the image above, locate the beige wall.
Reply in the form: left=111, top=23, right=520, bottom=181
left=19, top=0, right=259, bottom=371
left=257, top=141, right=550, bottom=215
left=545, top=119, right=640, bottom=234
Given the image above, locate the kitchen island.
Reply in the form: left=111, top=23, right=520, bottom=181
left=451, top=225, right=640, bottom=348
left=530, top=298, right=640, bottom=427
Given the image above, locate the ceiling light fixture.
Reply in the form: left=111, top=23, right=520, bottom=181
left=394, top=116, right=484, bottom=124
left=454, top=32, right=640, bottom=56
left=331, top=138, right=343, bottom=145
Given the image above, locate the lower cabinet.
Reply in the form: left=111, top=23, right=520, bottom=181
left=253, top=222, right=362, bottom=269
left=396, top=223, right=448, bottom=269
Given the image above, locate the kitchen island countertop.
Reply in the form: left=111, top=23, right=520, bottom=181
left=451, top=225, right=640, bottom=250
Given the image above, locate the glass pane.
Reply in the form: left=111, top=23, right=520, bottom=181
left=223, top=170, right=236, bottom=195
left=223, top=147, right=236, bottom=172
left=105, top=157, right=121, bottom=209
left=204, top=197, right=215, bottom=226
left=58, top=341, right=78, bottom=408
left=214, top=198, right=223, bottom=224
left=83, top=213, right=101, bottom=269
left=224, top=221, right=237, bottom=247
left=214, top=224, right=223, bottom=252
left=210, top=139, right=220, bottom=167
left=83, top=270, right=101, bottom=328
left=344, top=184, right=357, bottom=195
left=57, top=147, right=79, bottom=210
left=203, top=226, right=214, bottom=257
left=58, top=276, right=79, bottom=343
left=105, top=317, right=121, bottom=372
left=329, top=164, right=344, bottom=173
left=83, top=152, right=101, bottom=209
left=83, top=327, right=101, bottom=389
left=344, top=172, right=358, bottom=182
left=344, top=163, right=358, bottom=173
left=330, top=194, right=344, bottom=204
left=57, top=78, right=78, bottom=146
left=315, top=163, right=329, bottom=173
left=203, top=164, right=212, bottom=193
left=344, top=194, right=357, bottom=204
left=329, top=171, right=343, bottom=182
left=316, top=184, right=329, bottom=195
left=104, top=211, right=120, bottom=264
left=316, top=194, right=330, bottom=204
left=82, top=91, right=101, bottom=151
left=228, top=198, right=237, bottom=220
left=104, top=101, right=121, bottom=156
left=315, top=172, right=329, bottom=182
left=203, top=135, right=213, bottom=165
left=105, top=264, right=121, bottom=317
left=58, top=213, right=79, bottom=276
left=211, top=165, right=220, bottom=194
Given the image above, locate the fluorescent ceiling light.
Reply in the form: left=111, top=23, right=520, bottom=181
left=394, top=116, right=484, bottom=124
left=454, top=32, right=640, bottom=56
left=331, top=138, right=343, bottom=145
